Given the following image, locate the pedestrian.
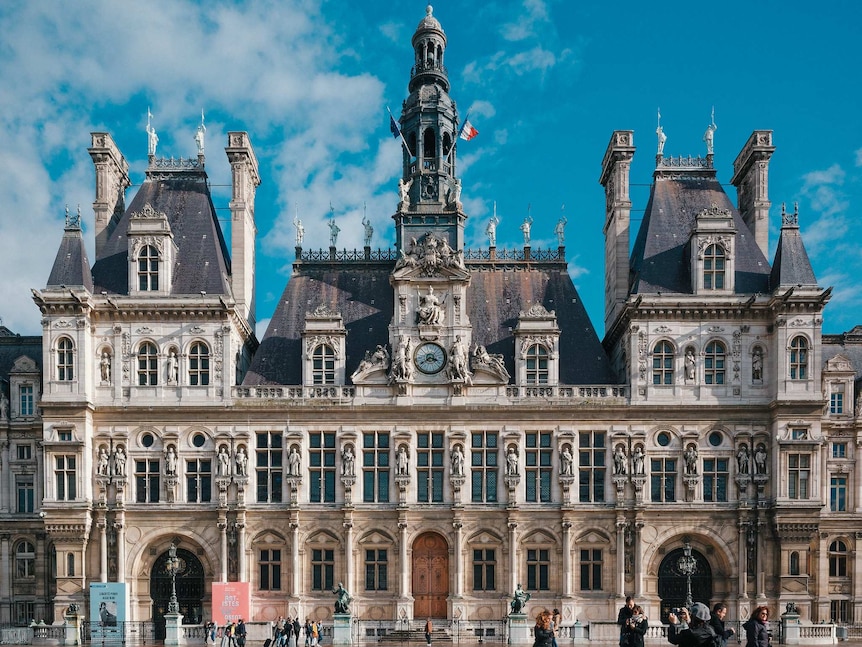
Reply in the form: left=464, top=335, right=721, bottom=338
left=709, top=603, right=735, bottom=647
left=236, top=619, right=246, bottom=647
left=425, top=618, right=433, bottom=646
left=550, top=608, right=561, bottom=647
left=617, top=597, right=634, bottom=646
left=293, top=617, right=301, bottom=646
left=304, top=620, right=312, bottom=647
left=742, top=606, right=769, bottom=647
left=667, top=603, right=718, bottom=647
left=533, top=611, right=554, bottom=647
left=621, top=605, right=648, bottom=647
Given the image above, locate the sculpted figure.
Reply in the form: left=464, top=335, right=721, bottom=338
left=112, top=446, right=127, bottom=477
left=486, top=213, right=500, bottom=246
left=235, top=446, right=248, bottom=477
left=510, top=584, right=531, bottom=614
left=341, top=445, right=355, bottom=477
left=218, top=445, right=231, bottom=477
left=520, top=215, right=533, bottom=245
left=417, top=287, right=444, bottom=326
left=632, top=446, right=645, bottom=475
left=613, top=445, right=628, bottom=475
left=451, top=445, right=465, bottom=477
left=506, top=446, right=519, bottom=476
left=165, top=446, right=178, bottom=476
left=684, top=444, right=698, bottom=475
left=560, top=446, right=574, bottom=476
left=737, top=444, right=750, bottom=474
left=100, top=352, right=111, bottom=383
left=288, top=446, right=301, bottom=476
left=97, top=448, right=110, bottom=476
left=396, top=445, right=409, bottom=475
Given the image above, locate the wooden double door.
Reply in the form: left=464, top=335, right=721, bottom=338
left=412, top=532, right=449, bottom=618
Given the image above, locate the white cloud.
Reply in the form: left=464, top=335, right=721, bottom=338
left=799, top=164, right=849, bottom=254
left=856, top=147, right=862, bottom=167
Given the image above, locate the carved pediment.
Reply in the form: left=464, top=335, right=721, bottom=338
left=252, top=530, right=286, bottom=545
left=575, top=530, right=610, bottom=545
left=467, top=530, right=504, bottom=545
left=11, top=355, right=38, bottom=373
left=358, top=530, right=395, bottom=545
left=825, top=354, right=853, bottom=373
left=393, top=232, right=467, bottom=279
left=519, top=303, right=555, bottom=319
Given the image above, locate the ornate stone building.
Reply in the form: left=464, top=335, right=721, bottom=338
left=3, top=4, right=862, bottom=637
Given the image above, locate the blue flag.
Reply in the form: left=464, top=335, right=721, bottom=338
left=389, top=114, right=401, bottom=138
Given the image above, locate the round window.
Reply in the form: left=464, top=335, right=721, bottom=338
left=708, top=431, right=723, bottom=447
left=141, top=432, right=154, bottom=448
left=657, top=431, right=671, bottom=447
left=192, top=433, right=206, bottom=448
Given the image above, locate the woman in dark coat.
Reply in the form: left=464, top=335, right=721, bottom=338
left=621, top=605, right=648, bottom=647
left=533, top=611, right=554, bottom=647
left=743, top=606, right=770, bottom=647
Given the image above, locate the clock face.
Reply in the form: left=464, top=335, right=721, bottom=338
left=414, top=342, right=446, bottom=374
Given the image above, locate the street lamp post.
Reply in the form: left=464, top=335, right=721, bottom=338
left=167, top=543, right=180, bottom=614
left=677, top=541, right=697, bottom=608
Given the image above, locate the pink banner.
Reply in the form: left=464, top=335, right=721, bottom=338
left=211, top=582, right=250, bottom=624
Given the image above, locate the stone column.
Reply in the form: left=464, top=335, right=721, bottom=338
left=237, top=517, right=247, bottom=582
left=98, top=519, right=107, bottom=582
left=561, top=521, right=572, bottom=597
left=453, top=521, right=463, bottom=597
left=634, top=522, right=644, bottom=597
left=399, top=522, right=409, bottom=596
left=737, top=521, right=748, bottom=599
left=219, top=520, right=228, bottom=582
left=115, top=516, right=126, bottom=584
left=0, top=534, right=10, bottom=599
left=290, top=523, right=300, bottom=595
left=508, top=522, right=519, bottom=593
left=616, top=521, right=626, bottom=595
left=344, top=521, right=354, bottom=595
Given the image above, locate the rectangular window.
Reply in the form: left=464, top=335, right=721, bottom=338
left=362, top=432, right=390, bottom=503
left=14, top=602, right=36, bottom=626
left=55, top=455, right=77, bottom=501
left=471, top=431, right=498, bottom=503
left=579, top=548, right=603, bottom=591
left=472, top=549, right=496, bottom=591
left=578, top=431, right=606, bottom=503
left=186, top=459, right=212, bottom=503
left=833, top=442, right=848, bottom=459
left=17, top=477, right=34, bottom=513
left=58, top=430, right=73, bottom=441
left=650, top=458, right=676, bottom=502
left=364, top=549, right=388, bottom=591
left=19, top=385, right=34, bottom=416
left=831, top=600, right=849, bottom=624
left=830, top=475, right=847, bottom=512
left=309, top=432, right=336, bottom=503
left=830, top=385, right=845, bottom=415
left=312, top=548, right=334, bottom=591
left=135, top=459, right=160, bottom=503
left=525, top=431, right=552, bottom=503
left=788, top=454, right=810, bottom=499
left=702, top=458, right=729, bottom=502
left=417, top=431, right=444, bottom=503
left=16, top=444, right=32, bottom=461
left=259, top=549, right=282, bottom=591
left=526, top=548, right=550, bottom=591
left=256, top=432, right=283, bottom=503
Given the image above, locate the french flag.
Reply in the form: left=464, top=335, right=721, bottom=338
left=459, top=119, right=478, bottom=141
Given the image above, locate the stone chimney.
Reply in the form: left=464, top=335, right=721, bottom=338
left=599, top=130, right=635, bottom=334
left=88, top=133, right=130, bottom=260
left=730, top=131, right=775, bottom=258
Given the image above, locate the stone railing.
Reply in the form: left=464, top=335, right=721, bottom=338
left=234, top=384, right=627, bottom=405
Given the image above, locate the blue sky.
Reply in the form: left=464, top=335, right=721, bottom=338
left=1, top=1, right=860, bottom=338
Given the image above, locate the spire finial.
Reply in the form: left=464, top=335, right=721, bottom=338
left=427, top=4, right=433, bottom=17
left=703, top=107, right=717, bottom=156
left=195, top=110, right=206, bottom=155
left=656, top=107, right=667, bottom=157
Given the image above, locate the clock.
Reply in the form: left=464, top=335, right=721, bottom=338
left=414, top=342, right=446, bottom=374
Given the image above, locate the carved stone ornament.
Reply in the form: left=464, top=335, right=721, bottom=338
left=130, top=236, right=165, bottom=259
left=519, top=336, right=555, bottom=360
left=697, top=203, right=732, bottom=219
left=519, top=303, right=555, bottom=319
left=130, top=202, right=168, bottom=220
left=697, top=236, right=732, bottom=259
left=394, top=231, right=464, bottom=276
left=306, top=335, right=340, bottom=355
left=308, top=303, right=339, bottom=318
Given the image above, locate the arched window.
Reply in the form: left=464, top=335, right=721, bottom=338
left=789, top=551, right=800, bottom=576
left=789, top=336, right=808, bottom=380
left=423, top=128, right=436, bottom=163
left=703, top=244, right=726, bottom=289
left=16, top=541, right=35, bottom=578
left=312, top=344, right=336, bottom=385
left=138, top=245, right=159, bottom=291
left=138, top=342, right=158, bottom=386
left=57, top=337, right=74, bottom=381
left=704, top=341, right=726, bottom=385
left=525, top=344, right=549, bottom=384
left=829, top=540, right=848, bottom=577
left=188, top=342, right=210, bottom=386
left=652, top=341, right=675, bottom=385
left=66, top=552, right=75, bottom=577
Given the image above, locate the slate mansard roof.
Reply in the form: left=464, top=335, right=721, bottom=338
left=244, top=255, right=616, bottom=387
left=630, top=168, right=772, bottom=295
left=91, top=165, right=231, bottom=296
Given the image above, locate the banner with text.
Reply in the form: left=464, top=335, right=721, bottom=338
left=90, top=582, right=128, bottom=642
left=211, top=582, right=250, bottom=624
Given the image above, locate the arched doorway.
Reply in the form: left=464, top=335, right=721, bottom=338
left=657, top=546, right=713, bottom=623
left=412, top=532, right=449, bottom=619
left=151, top=546, right=205, bottom=639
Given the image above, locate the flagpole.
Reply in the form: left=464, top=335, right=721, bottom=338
left=387, top=107, right=413, bottom=158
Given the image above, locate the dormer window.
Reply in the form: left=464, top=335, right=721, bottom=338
left=138, top=245, right=160, bottom=291
left=312, top=344, right=336, bottom=385
left=789, top=336, right=808, bottom=380
left=19, top=384, right=34, bottom=416
left=56, top=337, right=75, bottom=381
left=703, top=244, right=726, bottom=289
left=830, top=384, right=845, bottom=414
left=525, top=344, right=549, bottom=384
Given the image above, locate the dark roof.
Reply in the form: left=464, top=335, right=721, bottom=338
left=630, top=171, right=771, bottom=295
left=770, top=222, right=817, bottom=289
left=245, top=256, right=615, bottom=386
left=47, top=225, right=93, bottom=291
left=823, top=327, right=862, bottom=373
left=92, top=167, right=231, bottom=295
left=0, top=333, right=41, bottom=398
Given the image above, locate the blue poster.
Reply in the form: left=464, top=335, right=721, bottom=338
left=90, top=582, right=128, bottom=642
